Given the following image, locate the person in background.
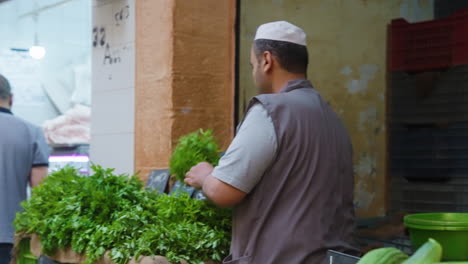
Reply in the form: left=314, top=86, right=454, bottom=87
left=185, top=21, right=357, bottom=263
left=0, top=74, right=49, bottom=264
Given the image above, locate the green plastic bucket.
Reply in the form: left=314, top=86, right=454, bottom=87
left=404, top=213, right=468, bottom=261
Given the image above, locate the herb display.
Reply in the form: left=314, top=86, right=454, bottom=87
left=14, top=166, right=231, bottom=264
left=169, top=129, right=221, bottom=182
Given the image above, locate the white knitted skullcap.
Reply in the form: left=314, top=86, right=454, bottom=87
left=254, top=21, right=307, bottom=46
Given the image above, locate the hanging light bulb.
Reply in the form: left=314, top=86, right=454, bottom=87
left=29, top=45, right=46, bottom=60
left=29, top=11, right=46, bottom=60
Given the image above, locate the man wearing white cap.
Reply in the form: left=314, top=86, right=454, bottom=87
left=185, top=21, right=356, bottom=263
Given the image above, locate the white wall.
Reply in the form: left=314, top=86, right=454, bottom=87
left=90, top=0, right=135, bottom=175
left=0, top=0, right=91, bottom=126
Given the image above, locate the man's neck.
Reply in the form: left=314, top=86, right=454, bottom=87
left=0, top=102, right=10, bottom=110
left=0, top=102, right=12, bottom=114
left=272, top=73, right=306, bottom=93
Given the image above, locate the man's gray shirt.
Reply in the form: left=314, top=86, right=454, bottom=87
left=0, top=108, right=49, bottom=243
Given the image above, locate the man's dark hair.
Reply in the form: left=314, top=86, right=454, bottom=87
left=254, top=39, right=309, bottom=74
left=0, top=74, right=11, bottom=100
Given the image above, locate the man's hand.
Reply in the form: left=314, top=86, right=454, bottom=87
left=184, top=162, right=214, bottom=189
left=184, top=162, right=247, bottom=207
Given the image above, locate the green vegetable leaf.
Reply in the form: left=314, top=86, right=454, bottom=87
left=169, top=129, right=221, bottom=182
left=14, top=165, right=231, bottom=264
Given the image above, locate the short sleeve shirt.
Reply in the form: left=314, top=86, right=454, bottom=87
left=212, top=103, right=277, bottom=193
left=0, top=108, right=49, bottom=243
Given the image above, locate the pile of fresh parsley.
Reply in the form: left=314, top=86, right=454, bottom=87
left=169, top=129, right=221, bottom=182
left=14, top=165, right=231, bottom=264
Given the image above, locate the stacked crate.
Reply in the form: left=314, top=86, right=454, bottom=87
left=388, top=10, right=468, bottom=213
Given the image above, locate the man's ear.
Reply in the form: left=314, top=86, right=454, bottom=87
left=9, top=94, right=13, bottom=107
left=262, top=51, right=273, bottom=73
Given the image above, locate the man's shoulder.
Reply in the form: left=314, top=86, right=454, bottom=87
left=251, top=93, right=282, bottom=108
left=1, top=113, right=41, bottom=134
left=255, top=88, right=318, bottom=107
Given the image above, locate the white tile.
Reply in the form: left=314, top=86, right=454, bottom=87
left=90, top=132, right=135, bottom=174
left=91, top=87, right=135, bottom=135
left=92, top=1, right=113, bottom=29
left=111, top=0, right=135, bottom=46
left=92, top=0, right=135, bottom=92
left=92, top=42, right=135, bottom=92
left=93, top=0, right=115, bottom=8
left=92, top=0, right=134, bottom=50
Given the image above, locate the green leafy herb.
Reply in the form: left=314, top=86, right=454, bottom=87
left=169, top=129, right=221, bottom=182
left=14, top=165, right=231, bottom=264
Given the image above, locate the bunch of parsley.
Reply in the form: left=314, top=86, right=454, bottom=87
left=169, top=129, right=221, bottom=182
left=14, top=166, right=231, bottom=264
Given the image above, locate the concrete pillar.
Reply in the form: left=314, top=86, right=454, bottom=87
left=91, top=0, right=136, bottom=174
left=135, top=0, right=236, bottom=181
left=91, top=0, right=235, bottom=180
